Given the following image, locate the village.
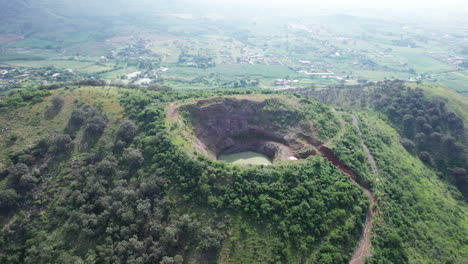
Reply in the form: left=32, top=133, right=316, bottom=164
left=0, top=15, right=465, bottom=92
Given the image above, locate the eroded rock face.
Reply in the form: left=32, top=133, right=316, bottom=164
left=180, top=98, right=321, bottom=163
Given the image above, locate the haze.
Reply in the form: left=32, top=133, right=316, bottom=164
left=42, top=0, right=468, bottom=19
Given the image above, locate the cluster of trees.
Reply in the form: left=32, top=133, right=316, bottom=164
left=370, top=82, right=466, bottom=194
left=0, top=87, right=229, bottom=263
left=38, top=79, right=107, bottom=91
left=0, top=88, right=51, bottom=108
left=0, top=131, right=75, bottom=214
left=291, top=80, right=467, bottom=196
left=330, top=122, right=375, bottom=188
left=43, top=136, right=223, bottom=263
left=64, top=104, right=109, bottom=150
left=45, top=96, right=64, bottom=118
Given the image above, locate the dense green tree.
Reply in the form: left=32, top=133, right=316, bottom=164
left=117, top=120, right=138, bottom=143
left=122, top=148, right=144, bottom=169
left=0, top=189, right=19, bottom=209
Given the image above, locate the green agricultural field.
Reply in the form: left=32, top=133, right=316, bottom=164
left=436, top=71, right=468, bottom=95
left=1, top=59, right=113, bottom=73
left=8, top=38, right=58, bottom=49
left=393, top=48, right=456, bottom=73
left=214, top=64, right=301, bottom=78
left=352, top=70, right=414, bottom=81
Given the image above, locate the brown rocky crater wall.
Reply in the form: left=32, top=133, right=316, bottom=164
left=178, top=97, right=322, bottom=163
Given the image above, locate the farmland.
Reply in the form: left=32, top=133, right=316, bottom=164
left=0, top=9, right=466, bottom=94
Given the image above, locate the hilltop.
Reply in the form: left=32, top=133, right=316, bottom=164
left=0, top=84, right=466, bottom=263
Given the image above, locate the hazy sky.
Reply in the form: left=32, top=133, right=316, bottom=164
left=170, top=0, right=468, bottom=23
left=204, top=0, right=467, bottom=9
left=34, top=0, right=468, bottom=24
left=179, top=0, right=468, bottom=17
left=43, top=0, right=468, bottom=15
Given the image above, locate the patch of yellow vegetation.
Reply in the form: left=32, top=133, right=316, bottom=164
left=71, top=86, right=124, bottom=119
left=0, top=86, right=123, bottom=161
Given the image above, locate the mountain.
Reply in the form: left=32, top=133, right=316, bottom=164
left=0, top=83, right=466, bottom=263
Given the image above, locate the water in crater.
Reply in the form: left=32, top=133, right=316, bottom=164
left=218, top=151, right=272, bottom=165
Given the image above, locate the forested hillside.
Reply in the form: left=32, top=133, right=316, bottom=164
left=292, top=80, right=468, bottom=197
left=0, top=83, right=466, bottom=263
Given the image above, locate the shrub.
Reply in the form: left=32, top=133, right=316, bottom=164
left=83, top=116, right=107, bottom=139
left=0, top=189, right=20, bottom=209
left=47, top=133, right=73, bottom=154
left=8, top=163, right=30, bottom=187
left=418, top=151, right=434, bottom=166
left=18, top=174, right=38, bottom=191
left=117, top=120, right=138, bottom=143
left=451, top=168, right=468, bottom=195
left=198, top=227, right=223, bottom=252
left=401, top=139, right=415, bottom=152
left=45, top=96, right=65, bottom=119
left=122, top=148, right=144, bottom=169
left=68, top=108, right=86, bottom=128
left=97, top=156, right=118, bottom=177
left=8, top=134, right=19, bottom=143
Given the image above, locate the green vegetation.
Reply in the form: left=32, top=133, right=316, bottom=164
left=294, top=80, right=467, bottom=197
left=0, top=86, right=369, bottom=263
left=358, top=113, right=467, bottom=263
left=0, top=80, right=465, bottom=263
left=0, top=2, right=467, bottom=263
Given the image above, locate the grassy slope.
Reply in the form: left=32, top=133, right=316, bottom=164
left=358, top=112, right=468, bottom=263
left=0, top=86, right=123, bottom=161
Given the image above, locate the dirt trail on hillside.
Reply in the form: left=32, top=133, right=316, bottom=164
left=350, top=114, right=379, bottom=175
left=167, top=103, right=179, bottom=124
left=348, top=114, right=378, bottom=264
left=322, top=112, right=379, bottom=264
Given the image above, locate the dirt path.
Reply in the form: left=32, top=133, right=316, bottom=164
left=349, top=206, right=373, bottom=264
left=347, top=114, right=378, bottom=264
left=323, top=112, right=379, bottom=264
left=167, top=103, right=179, bottom=124
left=350, top=114, right=379, bottom=175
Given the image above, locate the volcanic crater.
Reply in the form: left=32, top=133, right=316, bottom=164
left=171, top=95, right=327, bottom=164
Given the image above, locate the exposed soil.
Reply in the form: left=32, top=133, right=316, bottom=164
left=319, top=145, right=355, bottom=178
